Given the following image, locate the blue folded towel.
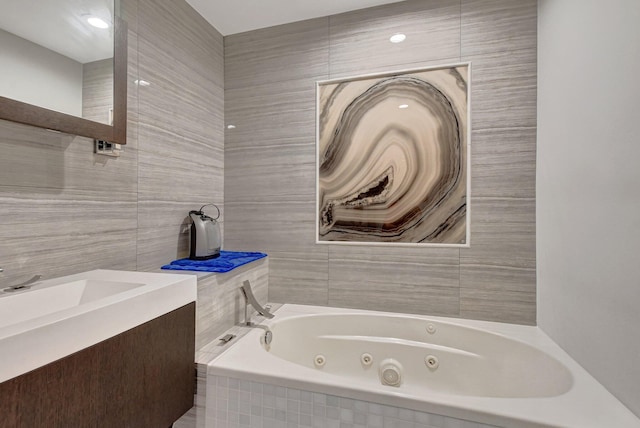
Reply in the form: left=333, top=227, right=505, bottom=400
left=161, top=251, right=267, bottom=273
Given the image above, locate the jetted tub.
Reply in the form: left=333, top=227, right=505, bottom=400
left=208, top=304, right=640, bottom=428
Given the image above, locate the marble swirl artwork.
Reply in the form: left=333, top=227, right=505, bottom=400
left=317, top=64, right=469, bottom=245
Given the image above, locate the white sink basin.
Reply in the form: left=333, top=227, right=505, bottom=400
left=0, top=270, right=197, bottom=383
left=0, top=279, right=145, bottom=329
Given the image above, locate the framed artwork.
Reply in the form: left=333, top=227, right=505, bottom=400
left=316, top=63, right=470, bottom=247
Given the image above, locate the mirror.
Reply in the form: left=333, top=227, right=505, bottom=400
left=0, top=0, right=127, bottom=144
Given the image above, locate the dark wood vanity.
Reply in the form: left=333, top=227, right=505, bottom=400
left=0, top=303, right=195, bottom=428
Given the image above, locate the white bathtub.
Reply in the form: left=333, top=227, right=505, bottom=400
left=208, top=304, right=640, bottom=428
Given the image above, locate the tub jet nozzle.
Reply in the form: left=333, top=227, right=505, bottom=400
left=379, top=358, right=403, bottom=387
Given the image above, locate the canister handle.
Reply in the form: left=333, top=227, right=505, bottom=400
left=198, top=203, right=220, bottom=220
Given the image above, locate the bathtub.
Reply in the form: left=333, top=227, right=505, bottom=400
left=207, top=304, right=640, bottom=428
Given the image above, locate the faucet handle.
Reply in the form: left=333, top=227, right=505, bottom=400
left=240, top=280, right=274, bottom=322
left=0, top=267, right=3, bottom=273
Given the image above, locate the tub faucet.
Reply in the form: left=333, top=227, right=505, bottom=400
left=240, top=280, right=274, bottom=326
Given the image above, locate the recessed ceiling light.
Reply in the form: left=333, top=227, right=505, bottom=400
left=389, top=33, right=406, bottom=43
left=134, top=79, right=151, bottom=86
left=398, top=104, right=409, bottom=109
left=87, top=16, right=109, bottom=29
left=227, top=125, right=236, bottom=129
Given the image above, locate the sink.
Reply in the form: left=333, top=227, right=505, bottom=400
left=0, top=279, right=145, bottom=329
left=0, top=270, right=197, bottom=383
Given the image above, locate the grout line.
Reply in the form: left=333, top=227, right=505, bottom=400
left=327, top=16, right=332, bottom=80
left=134, top=18, right=141, bottom=272
left=459, top=0, right=463, bottom=60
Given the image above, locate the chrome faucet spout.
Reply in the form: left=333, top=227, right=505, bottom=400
left=3, top=274, right=42, bottom=292
left=240, top=280, right=274, bottom=326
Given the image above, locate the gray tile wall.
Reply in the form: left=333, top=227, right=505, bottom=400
left=224, top=0, right=538, bottom=324
left=0, top=0, right=224, bottom=283
left=195, top=259, right=268, bottom=351
left=82, top=58, right=114, bottom=124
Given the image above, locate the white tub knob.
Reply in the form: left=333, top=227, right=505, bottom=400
left=314, top=354, right=326, bottom=367
left=426, top=323, right=436, bottom=334
left=425, top=355, right=439, bottom=370
left=361, top=353, right=373, bottom=366
left=379, top=358, right=403, bottom=387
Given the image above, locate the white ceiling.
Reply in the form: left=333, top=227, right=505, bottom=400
left=0, top=0, right=113, bottom=64
left=185, top=0, right=407, bottom=36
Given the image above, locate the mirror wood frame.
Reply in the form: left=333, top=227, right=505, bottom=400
left=0, top=16, right=128, bottom=145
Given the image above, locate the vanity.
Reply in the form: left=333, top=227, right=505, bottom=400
left=0, top=270, right=197, bottom=428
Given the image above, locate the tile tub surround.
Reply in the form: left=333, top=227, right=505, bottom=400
left=194, top=257, right=269, bottom=352
left=224, top=0, right=538, bottom=325
left=172, top=259, right=272, bottom=428
left=174, top=307, right=283, bottom=428
left=205, top=375, right=499, bottom=428
left=0, top=0, right=224, bottom=282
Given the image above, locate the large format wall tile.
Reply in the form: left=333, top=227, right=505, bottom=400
left=136, top=226, right=191, bottom=272
left=137, top=126, right=223, bottom=203
left=225, top=18, right=329, bottom=90
left=461, top=197, right=536, bottom=269
left=125, top=24, right=140, bottom=152
left=0, top=122, right=138, bottom=194
left=224, top=0, right=538, bottom=324
left=329, top=245, right=459, bottom=316
left=461, top=0, right=537, bottom=56
left=0, top=0, right=225, bottom=283
left=138, top=0, right=223, bottom=86
left=0, top=0, right=141, bottom=283
left=0, top=185, right=137, bottom=283
left=1, top=0, right=538, bottom=325
left=0, top=117, right=139, bottom=283
left=137, top=36, right=224, bottom=141
left=460, top=286, right=536, bottom=325
left=136, top=0, right=224, bottom=270
left=225, top=80, right=317, bottom=149
left=1, top=229, right=138, bottom=283
left=329, top=246, right=460, bottom=288
left=328, top=279, right=460, bottom=316
left=328, top=0, right=461, bottom=79
left=465, top=48, right=537, bottom=130
left=459, top=198, right=536, bottom=320
left=0, top=121, right=74, bottom=190
left=471, top=127, right=537, bottom=198
left=224, top=17, right=330, bottom=306
left=223, top=203, right=308, bottom=257
left=327, top=245, right=460, bottom=316
left=225, top=143, right=315, bottom=202
left=82, top=59, right=114, bottom=124
left=268, top=249, right=330, bottom=305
